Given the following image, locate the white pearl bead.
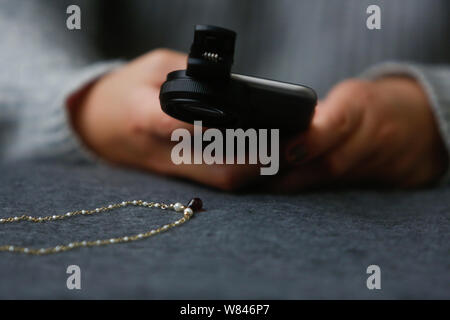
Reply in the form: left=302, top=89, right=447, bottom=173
left=174, top=203, right=184, bottom=212
left=81, top=241, right=87, bottom=246
left=132, top=200, right=137, bottom=205
left=123, top=237, right=129, bottom=241
left=55, top=246, right=61, bottom=252
left=142, top=202, right=148, bottom=206
left=95, top=208, right=100, bottom=212
left=0, top=219, right=4, bottom=223
left=109, top=239, right=115, bottom=243
left=121, top=201, right=127, bottom=206
left=8, top=246, right=14, bottom=251
left=81, top=210, right=86, bottom=214
left=52, top=215, right=57, bottom=219
left=24, top=248, right=29, bottom=253
left=137, top=233, right=143, bottom=238
left=68, top=243, right=74, bottom=248
left=154, top=203, right=160, bottom=208
left=108, top=205, right=113, bottom=209
left=65, top=212, right=72, bottom=217
left=13, top=217, right=19, bottom=221
left=183, top=208, right=194, bottom=217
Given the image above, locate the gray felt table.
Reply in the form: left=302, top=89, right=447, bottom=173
left=0, top=160, right=449, bottom=299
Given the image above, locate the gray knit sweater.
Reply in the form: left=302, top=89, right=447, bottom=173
left=1, top=0, right=450, bottom=179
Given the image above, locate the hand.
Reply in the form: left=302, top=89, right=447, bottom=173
left=68, top=49, right=260, bottom=190
left=278, top=77, right=448, bottom=191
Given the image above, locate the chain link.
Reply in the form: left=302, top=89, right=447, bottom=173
left=0, top=200, right=194, bottom=255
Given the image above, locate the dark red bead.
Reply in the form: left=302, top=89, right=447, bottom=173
left=187, top=198, right=203, bottom=211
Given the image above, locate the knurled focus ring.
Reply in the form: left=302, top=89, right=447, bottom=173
left=160, top=78, right=220, bottom=100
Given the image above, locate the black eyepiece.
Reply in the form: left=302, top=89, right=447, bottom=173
left=186, top=25, right=236, bottom=79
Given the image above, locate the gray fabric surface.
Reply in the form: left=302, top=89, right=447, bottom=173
left=0, top=161, right=449, bottom=299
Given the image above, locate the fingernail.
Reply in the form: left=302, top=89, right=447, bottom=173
left=286, top=144, right=308, bottom=164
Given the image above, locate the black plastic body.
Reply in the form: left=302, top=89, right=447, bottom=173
left=160, top=70, right=316, bottom=133
left=159, top=25, right=317, bottom=133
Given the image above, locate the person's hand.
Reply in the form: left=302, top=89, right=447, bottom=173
left=278, top=77, right=448, bottom=191
left=68, top=49, right=259, bottom=190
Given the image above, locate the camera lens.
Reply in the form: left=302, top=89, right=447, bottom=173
left=159, top=71, right=237, bottom=128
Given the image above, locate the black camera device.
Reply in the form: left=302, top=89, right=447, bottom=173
left=159, top=25, right=317, bottom=133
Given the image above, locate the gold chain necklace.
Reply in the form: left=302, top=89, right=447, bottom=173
left=0, top=198, right=202, bottom=255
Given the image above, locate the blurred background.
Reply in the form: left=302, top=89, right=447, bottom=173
left=53, top=0, right=450, bottom=97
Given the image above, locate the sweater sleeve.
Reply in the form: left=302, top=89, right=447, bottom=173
left=361, top=62, right=450, bottom=184
left=0, top=0, right=123, bottom=164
